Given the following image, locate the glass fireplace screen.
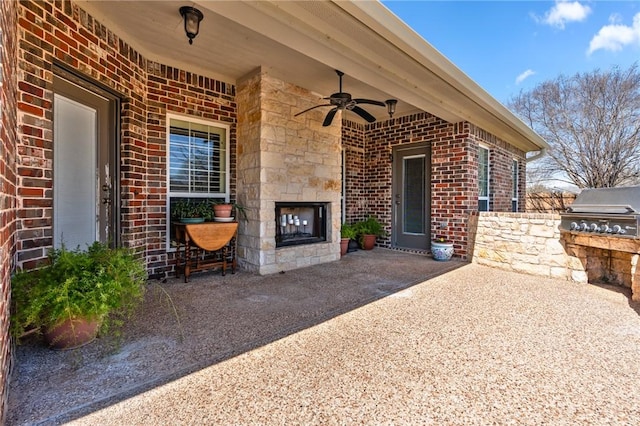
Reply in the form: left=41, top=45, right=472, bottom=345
left=275, top=202, right=328, bottom=247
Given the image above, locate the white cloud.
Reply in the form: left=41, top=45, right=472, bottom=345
left=516, top=69, right=536, bottom=85
left=588, top=12, right=640, bottom=55
left=541, top=1, right=592, bottom=29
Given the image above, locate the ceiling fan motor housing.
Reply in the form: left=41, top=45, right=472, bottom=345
left=329, top=92, right=352, bottom=107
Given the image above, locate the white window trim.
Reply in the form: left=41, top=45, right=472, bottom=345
left=478, top=144, right=490, bottom=211
left=165, top=113, right=231, bottom=251
left=512, top=159, right=519, bottom=212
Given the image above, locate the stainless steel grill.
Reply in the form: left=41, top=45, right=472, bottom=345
left=559, top=186, right=640, bottom=239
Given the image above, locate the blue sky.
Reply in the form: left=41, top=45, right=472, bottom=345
left=383, top=1, right=640, bottom=104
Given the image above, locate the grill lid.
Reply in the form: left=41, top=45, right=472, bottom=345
left=567, top=186, right=640, bottom=214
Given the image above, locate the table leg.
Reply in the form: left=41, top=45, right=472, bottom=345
left=184, top=240, right=191, bottom=283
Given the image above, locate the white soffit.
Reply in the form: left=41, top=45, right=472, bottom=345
left=209, top=0, right=548, bottom=152
left=77, top=0, right=547, bottom=152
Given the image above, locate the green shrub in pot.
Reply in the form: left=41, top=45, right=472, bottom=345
left=353, top=216, right=387, bottom=250
left=10, top=242, right=147, bottom=349
left=340, top=223, right=357, bottom=240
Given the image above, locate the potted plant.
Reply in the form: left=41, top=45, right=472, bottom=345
left=10, top=242, right=147, bottom=349
left=354, top=216, right=387, bottom=250
left=340, top=223, right=357, bottom=256
left=210, top=200, right=247, bottom=222
left=172, top=199, right=211, bottom=223
left=431, top=236, right=454, bottom=261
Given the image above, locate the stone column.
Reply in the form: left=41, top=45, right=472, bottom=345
left=237, top=68, right=342, bottom=274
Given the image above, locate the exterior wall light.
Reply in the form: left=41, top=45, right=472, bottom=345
left=180, top=6, right=204, bottom=45
left=385, top=99, right=397, bottom=118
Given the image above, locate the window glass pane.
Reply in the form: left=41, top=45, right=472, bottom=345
left=478, top=147, right=488, bottom=197
left=512, top=160, right=518, bottom=198
left=404, top=156, right=425, bottom=234
left=168, top=119, right=227, bottom=193
left=478, top=199, right=489, bottom=211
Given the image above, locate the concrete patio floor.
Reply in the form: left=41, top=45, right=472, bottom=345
left=8, top=249, right=640, bottom=425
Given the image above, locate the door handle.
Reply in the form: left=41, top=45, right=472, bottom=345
left=102, top=183, right=112, bottom=205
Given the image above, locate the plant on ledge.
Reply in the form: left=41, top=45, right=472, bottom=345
left=172, top=199, right=212, bottom=223
left=209, top=199, right=248, bottom=221
left=10, top=242, right=147, bottom=349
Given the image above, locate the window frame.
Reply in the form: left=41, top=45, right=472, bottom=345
left=165, top=113, right=231, bottom=251
left=512, top=159, right=519, bottom=212
left=478, top=144, right=490, bottom=212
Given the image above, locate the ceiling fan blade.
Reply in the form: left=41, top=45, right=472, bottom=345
left=351, top=105, right=376, bottom=123
left=353, top=98, right=386, bottom=107
left=294, top=104, right=333, bottom=117
left=323, top=108, right=338, bottom=126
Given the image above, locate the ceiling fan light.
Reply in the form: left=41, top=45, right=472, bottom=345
left=386, top=99, right=398, bottom=118
left=180, top=6, right=204, bottom=45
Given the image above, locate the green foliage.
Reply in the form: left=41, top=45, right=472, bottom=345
left=172, top=199, right=247, bottom=222
left=353, top=216, right=387, bottom=237
left=172, top=199, right=212, bottom=220
left=340, top=223, right=357, bottom=240
left=10, top=242, right=147, bottom=343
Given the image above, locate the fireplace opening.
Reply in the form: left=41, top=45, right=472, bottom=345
left=275, top=202, right=328, bottom=248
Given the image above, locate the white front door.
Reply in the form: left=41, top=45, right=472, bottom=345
left=53, top=75, right=116, bottom=249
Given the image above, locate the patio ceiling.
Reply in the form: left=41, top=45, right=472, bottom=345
left=78, top=0, right=548, bottom=152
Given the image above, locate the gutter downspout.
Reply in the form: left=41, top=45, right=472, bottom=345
left=526, top=148, right=547, bottom=163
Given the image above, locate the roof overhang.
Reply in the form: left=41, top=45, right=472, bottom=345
left=78, top=0, right=548, bottom=153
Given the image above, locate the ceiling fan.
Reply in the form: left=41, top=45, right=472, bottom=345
left=295, top=70, right=386, bottom=126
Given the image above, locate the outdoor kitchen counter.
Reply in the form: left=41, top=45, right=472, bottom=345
left=173, top=221, right=238, bottom=282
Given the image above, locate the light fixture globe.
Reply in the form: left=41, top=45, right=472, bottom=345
left=179, top=6, right=204, bottom=45
left=385, top=99, right=398, bottom=118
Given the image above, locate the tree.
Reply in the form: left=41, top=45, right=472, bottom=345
left=509, top=63, right=640, bottom=189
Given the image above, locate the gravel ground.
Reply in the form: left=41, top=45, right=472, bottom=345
left=8, top=251, right=640, bottom=425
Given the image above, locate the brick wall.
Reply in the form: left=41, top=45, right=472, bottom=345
left=17, top=0, right=147, bottom=269
left=469, top=125, right=526, bottom=212
left=342, top=114, right=526, bottom=259
left=15, top=0, right=237, bottom=276
left=145, top=64, right=236, bottom=276
left=0, top=0, right=18, bottom=421
left=341, top=120, right=366, bottom=223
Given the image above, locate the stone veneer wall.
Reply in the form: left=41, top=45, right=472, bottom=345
left=15, top=0, right=236, bottom=276
left=470, top=212, right=587, bottom=281
left=237, top=69, right=341, bottom=274
left=343, top=115, right=526, bottom=259
left=0, top=0, right=18, bottom=421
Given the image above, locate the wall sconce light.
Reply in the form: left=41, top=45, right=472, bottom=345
left=180, top=6, right=204, bottom=45
left=385, top=99, right=397, bottom=118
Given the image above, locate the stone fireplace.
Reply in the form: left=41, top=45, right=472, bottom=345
left=236, top=69, right=342, bottom=274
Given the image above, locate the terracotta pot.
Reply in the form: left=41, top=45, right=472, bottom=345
left=44, top=317, right=101, bottom=350
left=361, top=234, right=376, bottom=250
left=213, top=204, right=233, bottom=218
left=340, top=238, right=350, bottom=256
